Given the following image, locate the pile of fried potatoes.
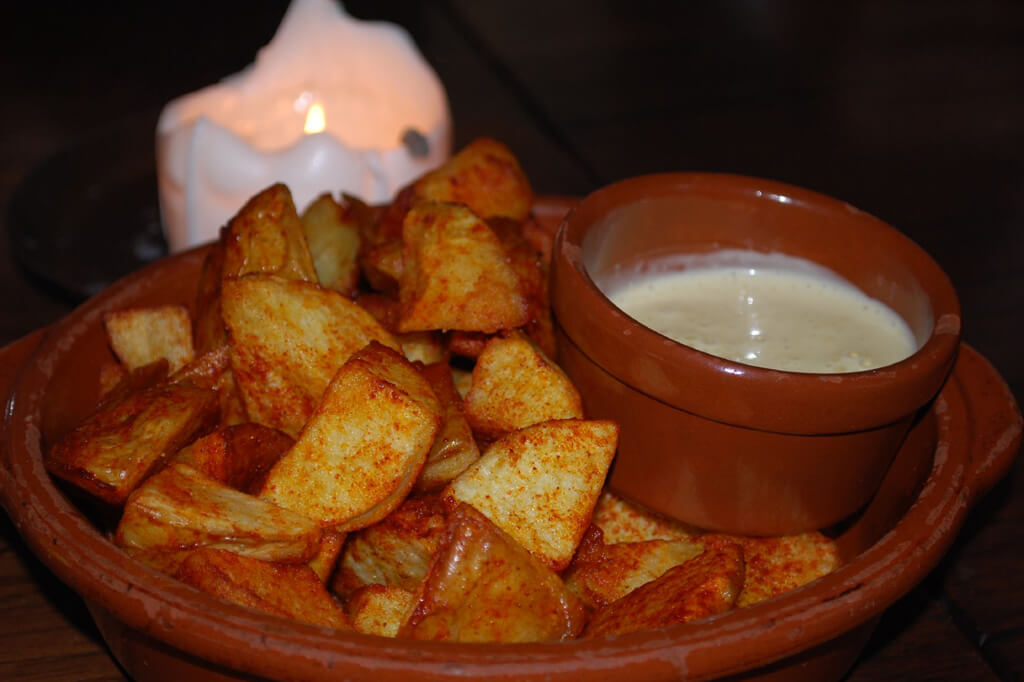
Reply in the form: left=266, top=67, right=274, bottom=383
left=46, top=138, right=839, bottom=642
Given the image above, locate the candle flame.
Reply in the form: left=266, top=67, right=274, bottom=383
left=304, top=103, right=326, bottom=134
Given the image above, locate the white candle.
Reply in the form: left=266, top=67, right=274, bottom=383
left=157, top=0, right=451, bottom=252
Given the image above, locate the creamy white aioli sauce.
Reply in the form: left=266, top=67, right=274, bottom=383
left=607, top=256, right=918, bottom=373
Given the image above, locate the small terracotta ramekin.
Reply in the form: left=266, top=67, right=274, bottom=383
left=551, top=173, right=962, bottom=535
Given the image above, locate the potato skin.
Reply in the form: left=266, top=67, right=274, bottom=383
left=333, top=494, right=448, bottom=597
left=564, top=525, right=705, bottom=610
left=172, top=423, right=294, bottom=495
left=583, top=541, right=745, bottom=638
left=46, top=382, right=219, bottom=505
left=176, top=548, right=350, bottom=630
left=116, top=463, right=322, bottom=564
left=411, top=137, right=533, bottom=222
left=401, top=504, right=585, bottom=643
left=222, top=183, right=318, bottom=283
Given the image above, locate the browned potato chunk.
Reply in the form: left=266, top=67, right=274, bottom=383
left=398, top=331, right=446, bottom=365
left=564, top=526, right=705, bottom=610
left=414, top=363, right=480, bottom=493
left=215, top=367, right=249, bottom=427
left=488, top=217, right=556, bottom=357
left=169, top=342, right=245, bottom=428
left=333, top=495, right=448, bottom=597
left=443, top=419, right=618, bottom=571
left=583, top=541, right=745, bottom=638
left=446, top=330, right=490, bottom=359
left=354, top=292, right=401, bottom=330
left=222, top=274, right=400, bottom=437
left=222, top=183, right=317, bottom=282
left=193, top=235, right=227, bottom=354
left=398, top=203, right=529, bottom=334
left=46, top=382, right=219, bottom=505
left=172, top=423, right=294, bottom=494
left=96, top=360, right=169, bottom=409
left=309, top=529, right=347, bottom=583
left=169, top=344, right=230, bottom=390
left=176, top=548, right=350, bottom=630
left=451, top=367, right=472, bottom=400
left=347, top=584, right=416, bottom=637
left=116, top=463, right=322, bottom=564
left=104, top=305, right=195, bottom=373
left=260, top=343, right=442, bottom=531
left=412, top=138, right=532, bottom=222
left=167, top=346, right=248, bottom=428
left=360, top=238, right=404, bottom=296
left=301, top=193, right=361, bottom=296
left=592, top=491, right=703, bottom=544
left=464, top=331, right=583, bottom=441
left=98, top=361, right=127, bottom=398
left=721, top=532, right=840, bottom=607
left=401, top=504, right=584, bottom=642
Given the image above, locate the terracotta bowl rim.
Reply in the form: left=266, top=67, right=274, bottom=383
left=551, top=172, right=962, bottom=434
left=1, top=241, right=1016, bottom=681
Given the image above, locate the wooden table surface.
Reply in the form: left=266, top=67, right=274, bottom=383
left=2, top=1, right=1022, bottom=679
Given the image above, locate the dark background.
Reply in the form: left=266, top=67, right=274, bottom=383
left=1, top=2, right=1022, bottom=679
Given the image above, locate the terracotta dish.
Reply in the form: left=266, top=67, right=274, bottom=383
left=551, top=174, right=963, bottom=535
left=0, top=199, right=1019, bottom=681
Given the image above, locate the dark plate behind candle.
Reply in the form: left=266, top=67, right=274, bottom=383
left=7, top=111, right=168, bottom=301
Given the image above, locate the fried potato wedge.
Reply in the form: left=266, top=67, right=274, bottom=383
left=592, top=491, right=703, bottom=544
left=116, top=463, right=322, bottom=563
left=194, top=234, right=228, bottom=354
left=368, top=185, right=414, bottom=245
left=411, top=138, right=532, bottom=222
left=564, top=526, right=706, bottom=610
left=583, top=541, right=745, bottom=638
left=47, top=382, right=219, bottom=505
left=301, top=193, right=361, bottom=296
left=355, top=292, right=401, bottom=331
left=333, top=494, right=448, bottom=597
left=169, top=347, right=249, bottom=428
left=401, top=504, right=584, bottom=642
left=347, top=584, right=416, bottom=637
left=398, top=331, right=446, bottom=365
left=398, top=203, right=529, bottom=334
left=96, top=359, right=168, bottom=409
left=413, top=363, right=480, bottom=492
left=488, top=217, right=556, bottom=357
left=446, top=330, right=490, bottom=359
left=222, top=183, right=317, bottom=282
left=176, top=548, right=350, bottom=630
left=451, top=366, right=472, bottom=400
left=360, top=238, right=404, bottom=297
left=104, top=305, right=195, bottom=374
left=309, top=529, right=347, bottom=583
left=98, top=361, right=127, bottom=398
left=172, top=423, right=294, bottom=495
left=443, top=419, right=618, bottom=571
left=464, top=331, right=583, bottom=441
left=722, top=532, right=841, bottom=607
left=260, top=343, right=442, bottom=531
left=169, top=344, right=231, bottom=390
left=222, top=274, right=400, bottom=437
